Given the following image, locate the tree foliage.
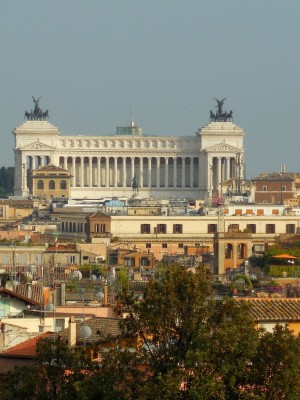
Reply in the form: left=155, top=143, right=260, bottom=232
left=2, top=338, right=95, bottom=400
left=0, top=166, right=14, bottom=197
left=2, top=265, right=300, bottom=399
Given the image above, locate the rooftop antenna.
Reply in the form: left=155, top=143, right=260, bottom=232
left=280, top=163, right=285, bottom=173
left=130, top=106, right=135, bottom=126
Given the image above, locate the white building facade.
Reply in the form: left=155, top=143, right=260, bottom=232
left=13, top=101, right=245, bottom=200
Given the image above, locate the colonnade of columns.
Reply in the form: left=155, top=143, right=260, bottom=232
left=211, top=156, right=239, bottom=190
left=53, top=156, right=202, bottom=189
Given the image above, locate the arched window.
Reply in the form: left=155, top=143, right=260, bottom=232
left=238, top=243, right=246, bottom=259
left=37, top=180, right=44, bottom=189
left=225, top=244, right=233, bottom=259
left=49, top=180, right=55, bottom=190
left=60, top=180, right=67, bottom=190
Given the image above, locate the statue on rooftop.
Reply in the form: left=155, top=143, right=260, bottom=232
left=209, top=98, right=233, bottom=122
left=24, top=97, right=49, bottom=121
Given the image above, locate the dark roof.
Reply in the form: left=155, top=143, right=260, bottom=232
left=87, top=211, right=110, bottom=219
left=32, top=164, right=70, bottom=173
left=237, top=298, right=300, bottom=322
left=0, top=287, right=41, bottom=306
left=60, top=317, right=121, bottom=345
left=252, top=173, right=294, bottom=181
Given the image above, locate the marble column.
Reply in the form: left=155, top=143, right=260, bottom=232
left=182, top=157, right=186, bottom=188
left=80, top=157, right=84, bottom=187
left=97, top=157, right=101, bottom=187
left=122, top=157, right=127, bottom=187
left=165, top=157, right=169, bottom=188
left=140, top=157, right=144, bottom=188
left=148, top=157, right=152, bottom=188
left=89, top=157, right=93, bottom=187
left=105, top=157, right=109, bottom=187
left=114, top=157, right=118, bottom=187
left=218, top=157, right=222, bottom=187
left=156, top=157, right=161, bottom=187
left=72, top=157, right=76, bottom=186
left=173, top=158, right=177, bottom=188
left=190, top=157, right=194, bottom=188
left=131, top=157, right=135, bottom=183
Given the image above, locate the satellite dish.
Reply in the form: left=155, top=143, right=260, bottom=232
left=80, top=325, right=92, bottom=339
left=71, top=271, right=82, bottom=281
left=90, top=274, right=97, bottom=281
left=96, top=291, right=104, bottom=301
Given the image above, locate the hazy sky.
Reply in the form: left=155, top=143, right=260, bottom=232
left=1, top=0, right=299, bottom=177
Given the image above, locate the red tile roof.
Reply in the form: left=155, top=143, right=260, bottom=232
left=237, top=298, right=300, bottom=322
left=0, top=332, right=52, bottom=358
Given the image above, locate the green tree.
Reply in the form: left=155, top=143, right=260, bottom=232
left=250, top=324, right=300, bottom=400
left=2, top=338, right=95, bottom=400
left=97, top=265, right=300, bottom=399
left=0, top=166, right=14, bottom=197
left=3, top=266, right=300, bottom=400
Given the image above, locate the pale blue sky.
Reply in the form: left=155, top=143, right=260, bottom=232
left=1, top=0, right=299, bottom=177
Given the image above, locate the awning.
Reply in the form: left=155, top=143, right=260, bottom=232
left=272, top=254, right=297, bottom=259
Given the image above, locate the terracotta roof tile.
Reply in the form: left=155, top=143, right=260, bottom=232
left=0, top=332, right=52, bottom=358
left=237, top=298, right=300, bottom=322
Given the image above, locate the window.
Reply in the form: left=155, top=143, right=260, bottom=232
left=37, top=180, right=44, bottom=189
left=282, top=186, right=286, bottom=192
left=18, top=254, right=26, bottom=265
left=173, top=224, right=183, bottom=234
left=178, top=243, right=184, bottom=248
left=162, top=243, right=168, bottom=249
left=141, top=258, right=150, bottom=266
left=2, top=254, right=9, bottom=264
left=228, top=224, right=239, bottom=233
left=225, top=244, right=233, bottom=259
left=238, top=243, right=246, bottom=259
left=55, top=319, right=65, bottom=332
left=146, top=243, right=151, bottom=249
left=157, top=224, right=167, bottom=234
left=49, top=180, right=55, bottom=190
left=141, top=224, right=151, bottom=234
left=286, top=224, right=295, bottom=234
left=124, top=258, right=135, bottom=267
left=68, top=255, right=76, bottom=263
left=266, top=224, right=275, bottom=234
left=262, top=186, right=267, bottom=191
left=247, top=224, right=256, bottom=233
left=208, top=224, right=217, bottom=233
left=60, top=180, right=67, bottom=190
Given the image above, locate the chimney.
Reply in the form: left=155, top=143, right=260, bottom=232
left=68, top=316, right=77, bottom=347
left=61, top=282, right=66, bottom=306
left=27, top=284, right=32, bottom=299
left=103, top=285, right=108, bottom=307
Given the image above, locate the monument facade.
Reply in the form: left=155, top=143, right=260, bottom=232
left=13, top=98, right=245, bottom=200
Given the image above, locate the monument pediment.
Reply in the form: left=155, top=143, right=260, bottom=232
left=20, top=140, right=55, bottom=151
left=206, top=142, right=241, bottom=153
